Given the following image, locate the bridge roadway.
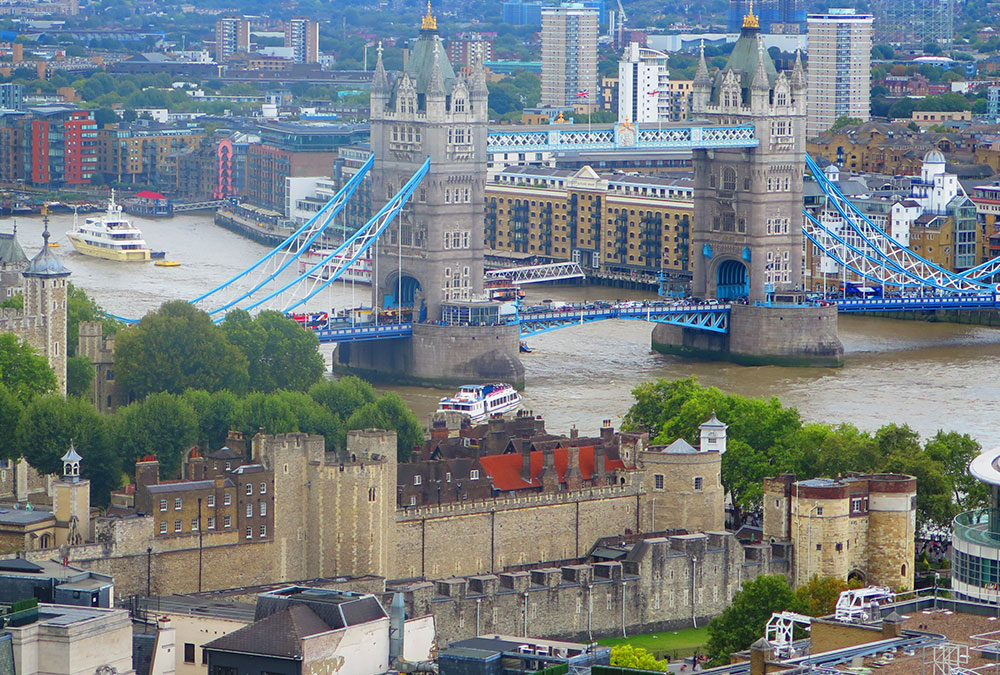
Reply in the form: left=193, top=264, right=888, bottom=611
left=310, top=293, right=1000, bottom=343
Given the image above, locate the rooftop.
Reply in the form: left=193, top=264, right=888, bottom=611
left=133, top=595, right=256, bottom=623
left=478, top=446, right=625, bottom=491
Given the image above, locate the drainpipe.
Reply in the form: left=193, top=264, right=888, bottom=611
left=523, top=592, right=529, bottom=637
left=587, top=584, right=593, bottom=642
left=691, top=556, right=698, bottom=628
left=476, top=598, right=482, bottom=636
left=621, top=581, right=627, bottom=638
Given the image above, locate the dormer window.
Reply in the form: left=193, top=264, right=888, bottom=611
left=455, top=97, right=465, bottom=112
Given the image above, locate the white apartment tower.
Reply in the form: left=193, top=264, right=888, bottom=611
left=541, top=4, right=599, bottom=111
left=285, top=17, right=319, bottom=64
left=806, top=9, right=874, bottom=138
left=618, top=42, right=671, bottom=124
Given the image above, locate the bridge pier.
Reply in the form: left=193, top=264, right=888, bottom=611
left=335, top=323, right=525, bottom=389
left=651, top=303, right=843, bottom=367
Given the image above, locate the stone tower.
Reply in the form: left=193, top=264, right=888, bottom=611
left=52, top=442, right=90, bottom=547
left=21, top=222, right=70, bottom=394
left=690, top=6, right=807, bottom=302
left=368, top=2, right=489, bottom=321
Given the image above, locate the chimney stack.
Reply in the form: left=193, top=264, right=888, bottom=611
left=521, top=444, right=532, bottom=483
left=600, top=419, right=614, bottom=442
left=539, top=448, right=559, bottom=492
left=593, top=445, right=606, bottom=486
left=565, top=447, right=582, bottom=490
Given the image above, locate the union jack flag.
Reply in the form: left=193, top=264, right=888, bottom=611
left=647, top=90, right=660, bottom=95
left=575, top=89, right=590, bottom=98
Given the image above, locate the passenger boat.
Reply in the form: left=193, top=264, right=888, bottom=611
left=66, top=192, right=151, bottom=262
left=436, top=383, right=522, bottom=422
left=519, top=341, right=533, bottom=353
left=297, top=245, right=373, bottom=284
left=485, top=278, right=524, bottom=302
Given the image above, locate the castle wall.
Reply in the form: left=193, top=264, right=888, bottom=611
left=638, top=450, right=723, bottom=532
left=393, top=484, right=641, bottom=579
left=394, top=532, right=763, bottom=647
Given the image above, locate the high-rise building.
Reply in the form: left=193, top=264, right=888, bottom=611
left=215, top=16, right=250, bottom=63
left=284, top=17, right=319, bottom=64
left=806, top=10, right=873, bottom=138
left=870, top=0, right=954, bottom=47
left=446, top=33, right=494, bottom=68
left=728, top=0, right=805, bottom=34
left=617, top=42, right=670, bottom=124
left=0, top=83, right=23, bottom=111
left=541, top=4, right=599, bottom=111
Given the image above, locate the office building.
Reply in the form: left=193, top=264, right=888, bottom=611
left=806, top=10, right=873, bottom=138
left=215, top=16, right=249, bottom=62
left=0, top=83, right=23, bottom=111
left=617, top=41, right=670, bottom=124
left=870, top=0, right=953, bottom=47
left=541, top=4, right=599, bottom=111
left=447, top=33, right=494, bottom=67
left=284, top=17, right=319, bottom=64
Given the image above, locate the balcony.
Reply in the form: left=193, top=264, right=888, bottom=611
left=954, top=508, right=1000, bottom=547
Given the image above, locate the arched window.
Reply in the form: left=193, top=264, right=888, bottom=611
left=723, top=168, right=737, bottom=191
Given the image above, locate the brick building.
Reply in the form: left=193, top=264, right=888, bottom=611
left=0, top=105, right=97, bottom=186
left=95, top=124, right=206, bottom=187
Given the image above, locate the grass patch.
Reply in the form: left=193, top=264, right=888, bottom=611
left=597, top=626, right=709, bottom=661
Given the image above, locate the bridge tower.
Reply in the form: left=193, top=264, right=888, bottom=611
left=368, top=3, right=489, bottom=321
left=689, top=6, right=807, bottom=302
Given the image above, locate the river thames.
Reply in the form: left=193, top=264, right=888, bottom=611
left=12, top=211, right=1000, bottom=443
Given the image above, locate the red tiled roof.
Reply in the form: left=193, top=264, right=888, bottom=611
left=479, top=446, right=625, bottom=491
left=140, top=455, right=157, bottom=462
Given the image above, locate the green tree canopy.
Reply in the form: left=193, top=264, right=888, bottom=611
left=221, top=309, right=324, bottom=393
left=609, top=645, right=668, bottom=671
left=113, top=392, right=199, bottom=478
left=344, top=392, right=422, bottom=462
left=67, top=283, right=119, bottom=356
left=0, top=333, right=57, bottom=402
left=309, top=376, right=378, bottom=420
left=114, top=301, right=250, bottom=399
left=795, top=575, right=860, bottom=617
left=706, top=575, right=800, bottom=665
left=66, top=355, right=94, bottom=399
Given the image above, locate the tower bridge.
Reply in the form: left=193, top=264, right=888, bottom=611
left=121, top=3, right=1000, bottom=382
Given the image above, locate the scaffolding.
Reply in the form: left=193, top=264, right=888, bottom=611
left=871, top=0, right=954, bottom=47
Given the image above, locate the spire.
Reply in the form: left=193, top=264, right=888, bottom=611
left=791, top=48, right=806, bottom=90
left=372, top=40, right=389, bottom=93
left=743, top=0, right=759, bottom=29
left=470, top=53, right=488, bottom=96
left=23, top=215, right=69, bottom=279
left=751, top=37, right=769, bottom=91
left=427, top=43, right=445, bottom=96
left=694, top=39, right=710, bottom=86
left=420, top=0, right=437, bottom=31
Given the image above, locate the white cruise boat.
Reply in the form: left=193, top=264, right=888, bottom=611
left=298, top=245, right=373, bottom=284
left=437, top=384, right=522, bottom=423
left=66, top=191, right=151, bottom=262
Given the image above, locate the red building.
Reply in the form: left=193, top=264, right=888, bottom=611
left=19, top=106, right=97, bottom=186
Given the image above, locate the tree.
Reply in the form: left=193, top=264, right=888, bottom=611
left=235, top=391, right=300, bottom=440
left=113, top=393, right=199, bottom=479
left=114, top=301, right=249, bottom=399
left=181, top=389, right=239, bottom=449
left=831, top=116, right=862, bottom=130
left=19, top=394, right=120, bottom=505
left=795, top=575, right=857, bottom=616
left=345, top=393, right=422, bottom=461
left=925, top=430, right=987, bottom=511
left=0, top=385, right=22, bottom=462
left=272, top=390, right=342, bottom=451
left=0, top=333, right=57, bottom=402
left=706, top=575, right=800, bottom=665
left=221, top=309, right=324, bottom=393
left=309, top=376, right=378, bottom=420
left=66, top=355, right=94, bottom=399
left=610, top=645, right=668, bottom=671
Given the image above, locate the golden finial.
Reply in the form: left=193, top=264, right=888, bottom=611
left=554, top=111, right=565, bottom=123
left=742, top=0, right=759, bottom=29
left=421, top=0, right=437, bottom=30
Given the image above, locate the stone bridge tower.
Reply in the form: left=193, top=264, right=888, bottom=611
left=368, top=2, right=489, bottom=321
left=689, top=5, right=807, bottom=302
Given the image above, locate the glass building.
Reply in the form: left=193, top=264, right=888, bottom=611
left=953, top=447, right=1000, bottom=603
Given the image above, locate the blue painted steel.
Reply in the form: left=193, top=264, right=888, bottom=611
left=314, top=322, right=414, bottom=343
left=716, top=260, right=748, bottom=301
left=836, top=294, right=1000, bottom=312
left=485, top=124, right=759, bottom=153
left=192, top=154, right=374, bottom=307
left=515, top=305, right=731, bottom=337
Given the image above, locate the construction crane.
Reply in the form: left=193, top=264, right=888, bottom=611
left=616, top=0, right=627, bottom=25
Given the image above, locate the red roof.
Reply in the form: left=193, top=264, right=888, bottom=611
left=479, top=446, right=625, bottom=491
left=135, top=190, right=167, bottom=200
left=140, top=455, right=157, bottom=462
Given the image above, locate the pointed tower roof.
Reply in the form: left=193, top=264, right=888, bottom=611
left=693, top=40, right=711, bottom=87
left=713, top=3, right=777, bottom=95
left=751, top=39, right=770, bottom=91
left=62, top=441, right=83, bottom=465
left=371, top=41, right=389, bottom=93
left=0, top=227, right=27, bottom=268
left=427, top=44, right=446, bottom=96
left=790, top=49, right=806, bottom=89
left=470, top=54, right=489, bottom=96
left=699, top=412, right=728, bottom=430
left=23, top=219, right=69, bottom=279
left=402, top=2, right=456, bottom=96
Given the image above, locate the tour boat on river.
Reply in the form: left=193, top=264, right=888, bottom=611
left=436, top=383, right=522, bottom=422
left=67, top=191, right=151, bottom=262
left=297, top=246, right=373, bottom=284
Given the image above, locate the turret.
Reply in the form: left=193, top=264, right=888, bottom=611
left=470, top=56, right=489, bottom=120
left=750, top=39, right=770, bottom=112
left=790, top=49, right=806, bottom=94
left=426, top=44, right=446, bottom=120
left=692, top=40, right=711, bottom=111
left=370, top=41, right=389, bottom=119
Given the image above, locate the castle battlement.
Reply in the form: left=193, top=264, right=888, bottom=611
left=396, top=481, right=641, bottom=521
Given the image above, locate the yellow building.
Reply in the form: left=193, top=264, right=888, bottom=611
left=485, top=165, right=692, bottom=276
left=96, top=125, right=206, bottom=184
left=667, top=79, right=693, bottom=121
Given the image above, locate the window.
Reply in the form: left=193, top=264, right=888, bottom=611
left=174, top=497, right=182, bottom=510
left=260, top=482, right=267, bottom=494
left=816, top=506, right=823, bottom=516
left=816, top=543, right=822, bottom=551
left=245, top=484, right=253, bottom=496
left=852, top=497, right=863, bottom=513
left=159, top=499, right=167, bottom=512
left=693, top=477, right=703, bottom=491
left=446, top=472, right=452, bottom=482
left=223, top=493, right=231, bottom=506
left=414, top=474, right=422, bottom=486
left=259, top=525, right=267, bottom=538
left=246, top=527, right=252, bottom=539
left=159, top=521, right=167, bottom=534
left=409, top=496, right=416, bottom=506
left=470, top=470, right=480, bottom=480
left=246, top=503, right=253, bottom=518
left=207, top=517, right=216, bottom=530
left=184, top=643, right=196, bottom=664
left=223, top=515, right=231, bottom=528
left=191, top=518, right=199, bottom=531
left=260, top=502, right=267, bottom=517
left=174, top=520, right=182, bottom=533
left=207, top=494, right=215, bottom=508
left=836, top=542, right=843, bottom=551
left=654, top=474, right=665, bottom=490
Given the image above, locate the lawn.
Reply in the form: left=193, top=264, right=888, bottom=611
left=597, top=626, right=710, bottom=660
